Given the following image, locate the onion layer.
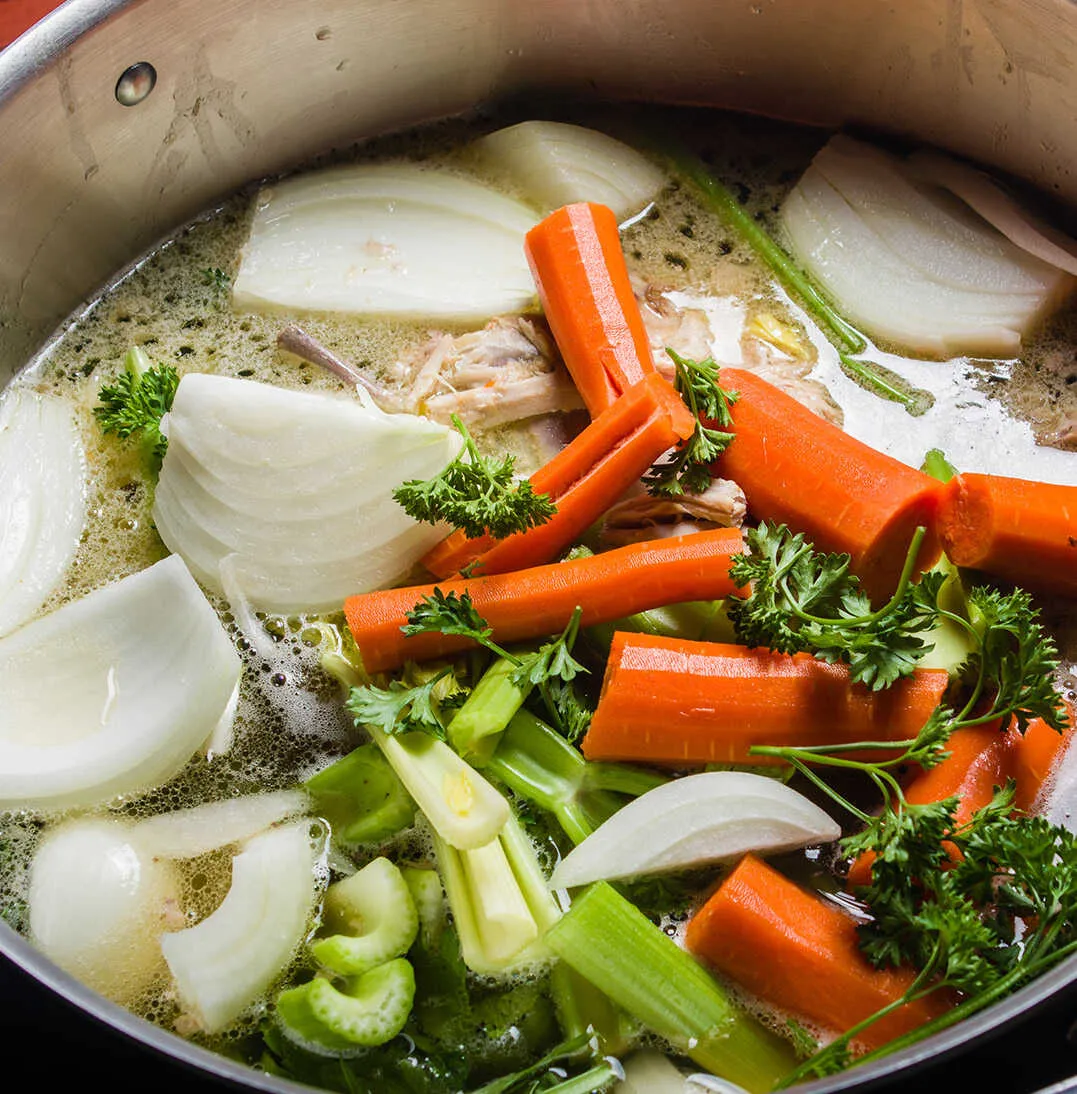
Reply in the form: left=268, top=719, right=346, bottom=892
left=0, top=387, right=86, bottom=637
left=232, top=162, right=539, bottom=321
left=470, top=121, right=666, bottom=220
left=780, top=135, right=1073, bottom=358
left=28, top=818, right=179, bottom=1004
left=152, top=374, right=462, bottom=613
left=0, top=554, right=241, bottom=811
left=160, top=821, right=321, bottom=1034
left=548, top=771, right=840, bottom=889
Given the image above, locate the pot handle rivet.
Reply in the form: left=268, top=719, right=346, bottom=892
left=115, top=62, right=157, bottom=107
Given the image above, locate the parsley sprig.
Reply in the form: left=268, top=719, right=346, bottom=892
left=727, top=522, right=944, bottom=690
left=401, top=589, right=589, bottom=738
left=93, top=346, right=179, bottom=473
left=393, top=414, right=556, bottom=538
left=645, top=348, right=739, bottom=497
left=345, top=665, right=456, bottom=739
left=779, top=785, right=1077, bottom=1084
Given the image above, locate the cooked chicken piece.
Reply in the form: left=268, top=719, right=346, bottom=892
left=633, top=277, right=715, bottom=363
left=425, top=371, right=585, bottom=431
left=391, top=316, right=585, bottom=429
left=1055, top=414, right=1077, bottom=450
left=600, top=478, right=747, bottom=548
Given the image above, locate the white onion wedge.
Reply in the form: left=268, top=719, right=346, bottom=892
left=906, top=148, right=1077, bottom=277
left=28, top=818, right=179, bottom=1003
left=152, top=374, right=461, bottom=613
left=548, top=771, right=840, bottom=890
left=0, top=387, right=86, bottom=637
left=780, top=136, right=1073, bottom=358
left=132, top=790, right=310, bottom=858
left=0, top=554, right=241, bottom=811
left=470, top=121, right=666, bottom=220
left=160, top=821, right=321, bottom=1034
left=232, top=162, right=539, bottom=321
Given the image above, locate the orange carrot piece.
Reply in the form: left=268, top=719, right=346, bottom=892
left=936, top=472, right=1077, bottom=598
left=525, top=202, right=656, bottom=417
left=848, top=700, right=1075, bottom=886
left=685, top=854, right=953, bottom=1052
left=581, top=633, right=949, bottom=768
left=345, top=528, right=747, bottom=675
left=712, top=368, right=942, bottom=603
left=1013, top=701, right=1074, bottom=813
left=845, top=722, right=1018, bottom=888
left=421, top=373, right=696, bottom=579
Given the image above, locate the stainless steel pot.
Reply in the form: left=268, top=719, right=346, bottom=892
left=2, top=1, right=1077, bottom=1089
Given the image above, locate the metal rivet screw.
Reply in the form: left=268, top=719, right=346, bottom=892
left=115, top=62, right=157, bottom=106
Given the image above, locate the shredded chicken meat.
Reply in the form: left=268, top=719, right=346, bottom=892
left=390, top=316, right=584, bottom=430
left=600, top=478, right=747, bottom=548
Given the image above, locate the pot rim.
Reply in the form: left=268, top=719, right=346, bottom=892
left=2, top=3, right=1077, bottom=1092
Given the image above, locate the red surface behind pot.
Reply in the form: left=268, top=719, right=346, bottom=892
left=0, top=0, right=61, bottom=49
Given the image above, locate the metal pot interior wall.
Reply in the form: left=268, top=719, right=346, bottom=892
left=2, top=0, right=1077, bottom=1089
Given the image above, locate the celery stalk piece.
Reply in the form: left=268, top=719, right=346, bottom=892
left=275, top=958, right=416, bottom=1053
left=545, top=883, right=796, bottom=1094
left=486, top=710, right=667, bottom=845
left=461, top=838, right=540, bottom=965
left=550, top=962, right=636, bottom=1057
left=400, top=865, right=446, bottom=948
left=447, top=655, right=532, bottom=764
left=305, top=743, right=416, bottom=846
left=310, top=857, right=419, bottom=976
left=433, top=814, right=559, bottom=975
left=369, top=724, right=509, bottom=850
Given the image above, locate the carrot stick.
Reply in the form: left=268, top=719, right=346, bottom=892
left=845, top=722, right=1018, bottom=888
left=580, top=633, right=949, bottom=768
left=525, top=202, right=656, bottom=417
left=421, top=373, right=696, bottom=579
left=848, top=700, right=1074, bottom=886
left=712, top=367, right=942, bottom=603
left=936, top=472, right=1077, bottom=598
left=1013, top=701, right=1074, bottom=813
left=345, top=529, right=747, bottom=675
left=685, top=854, right=953, bottom=1052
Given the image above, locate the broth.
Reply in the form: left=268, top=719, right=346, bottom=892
left=1, top=102, right=1075, bottom=1090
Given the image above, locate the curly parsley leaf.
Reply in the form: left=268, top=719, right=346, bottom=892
left=393, top=414, right=556, bottom=538
left=959, top=587, right=1065, bottom=732
left=346, top=666, right=453, bottom=738
left=645, top=348, right=739, bottom=497
left=728, top=522, right=943, bottom=689
left=93, top=346, right=179, bottom=473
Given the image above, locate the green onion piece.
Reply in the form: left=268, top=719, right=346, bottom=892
left=545, top=882, right=796, bottom=1093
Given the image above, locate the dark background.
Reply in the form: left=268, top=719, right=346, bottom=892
left=4, top=949, right=1077, bottom=1094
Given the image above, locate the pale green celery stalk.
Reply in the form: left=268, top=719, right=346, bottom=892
left=585, top=600, right=737, bottom=653
left=656, top=136, right=934, bottom=416
left=368, top=724, right=509, bottom=850
left=921, top=447, right=958, bottom=483
left=485, top=709, right=667, bottom=845
left=550, top=962, right=637, bottom=1057
left=304, top=743, right=415, bottom=846
left=433, top=813, right=560, bottom=975
left=915, top=555, right=975, bottom=675
left=545, top=883, right=796, bottom=1094
left=432, top=813, right=560, bottom=975
left=447, top=655, right=531, bottom=764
